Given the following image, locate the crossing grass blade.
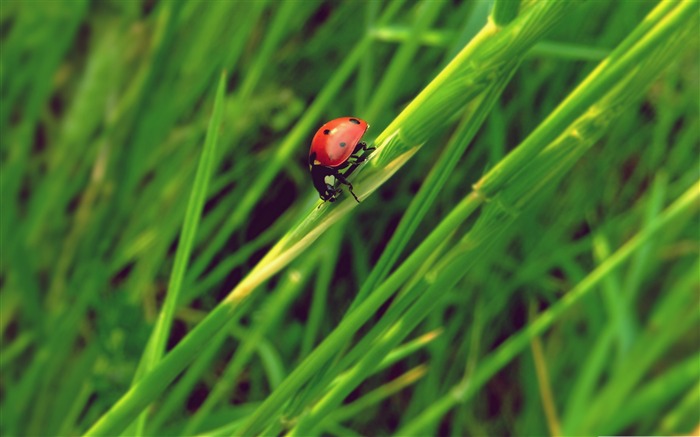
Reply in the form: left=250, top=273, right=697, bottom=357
left=127, top=71, right=227, bottom=436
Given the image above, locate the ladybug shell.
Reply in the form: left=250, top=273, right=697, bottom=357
left=309, top=117, right=368, bottom=168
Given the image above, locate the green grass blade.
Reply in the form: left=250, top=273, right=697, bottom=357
left=84, top=71, right=227, bottom=436
left=491, top=0, right=521, bottom=26
left=398, top=181, right=699, bottom=434
left=135, top=70, right=226, bottom=375
left=477, top=0, right=692, bottom=196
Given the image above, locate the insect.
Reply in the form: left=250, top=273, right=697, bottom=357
left=308, top=117, right=375, bottom=203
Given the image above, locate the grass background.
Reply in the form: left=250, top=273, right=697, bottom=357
left=1, top=0, right=699, bottom=436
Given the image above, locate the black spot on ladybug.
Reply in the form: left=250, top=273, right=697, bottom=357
left=349, top=118, right=360, bottom=124
left=323, top=129, right=330, bottom=135
left=339, top=142, right=347, bottom=148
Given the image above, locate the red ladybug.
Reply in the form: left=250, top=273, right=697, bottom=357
left=308, top=117, right=375, bottom=203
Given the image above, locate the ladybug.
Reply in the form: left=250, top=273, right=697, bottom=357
left=308, top=117, right=375, bottom=203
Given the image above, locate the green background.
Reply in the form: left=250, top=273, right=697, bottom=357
left=2, top=1, right=698, bottom=435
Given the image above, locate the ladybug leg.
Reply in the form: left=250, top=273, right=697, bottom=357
left=331, top=169, right=360, bottom=203
left=352, top=141, right=376, bottom=155
left=327, top=184, right=342, bottom=201
left=335, top=160, right=351, bottom=170
left=316, top=184, right=341, bottom=209
left=340, top=159, right=363, bottom=179
left=342, top=142, right=377, bottom=178
left=348, top=142, right=376, bottom=165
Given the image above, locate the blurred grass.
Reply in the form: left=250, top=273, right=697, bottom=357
left=1, top=1, right=699, bottom=436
